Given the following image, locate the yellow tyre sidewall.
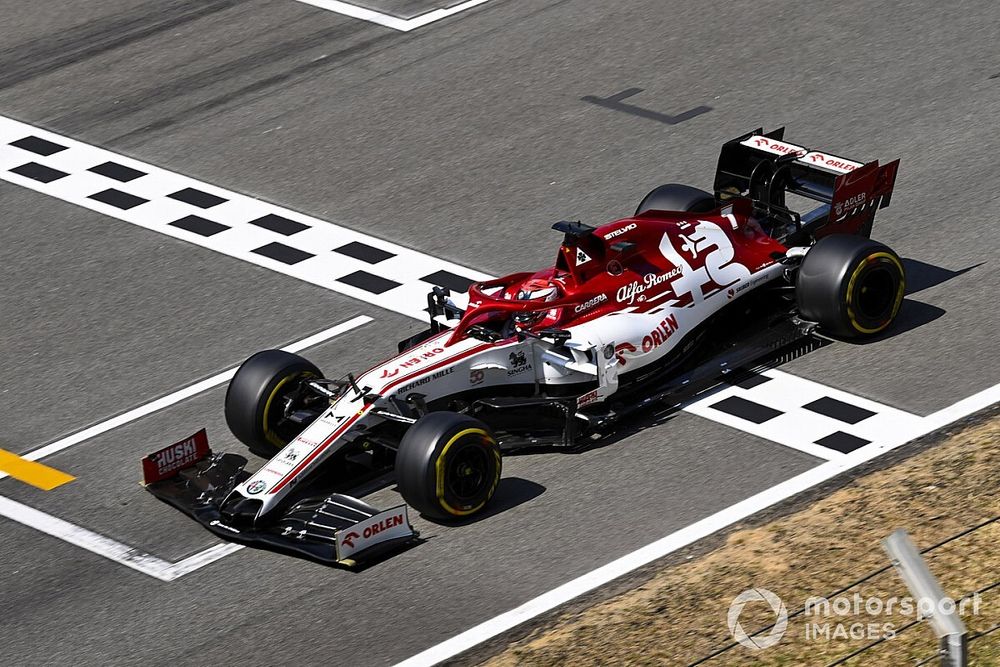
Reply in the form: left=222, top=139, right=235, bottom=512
left=261, top=371, right=317, bottom=448
left=844, top=251, right=905, bottom=335
left=434, top=428, right=501, bottom=517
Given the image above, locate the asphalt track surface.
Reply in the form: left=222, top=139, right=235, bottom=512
left=0, top=1, right=998, bottom=665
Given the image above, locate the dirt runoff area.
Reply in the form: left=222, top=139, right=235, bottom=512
left=480, top=408, right=1000, bottom=666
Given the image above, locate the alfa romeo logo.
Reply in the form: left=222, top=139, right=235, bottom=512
left=727, top=588, right=787, bottom=650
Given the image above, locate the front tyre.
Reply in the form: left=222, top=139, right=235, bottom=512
left=395, top=412, right=502, bottom=521
left=796, top=235, right=906, bottom=339
left=225, top=350, right=321, bottom=457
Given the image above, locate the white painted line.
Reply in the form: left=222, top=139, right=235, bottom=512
left=394, top=381, right=1000, bottom=667
left=1, top=315, right=372, bottom=480
left=0, top=316, right=372, bottom=579
left=0, top=116, right=486, bottom=320
left=295, top=0, right=492, bottom=32
left=0, top=494, right=179, bottom=581
left=0, top=494, right=245, bottom=582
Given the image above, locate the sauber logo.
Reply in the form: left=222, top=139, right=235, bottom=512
left=341, top=531, right=360, bottom=548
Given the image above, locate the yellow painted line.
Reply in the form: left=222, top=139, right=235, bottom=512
left=0, top=448, right=75, bottom=490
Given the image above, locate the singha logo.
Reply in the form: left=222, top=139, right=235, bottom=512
left=509, top=351, right=527, bottom=367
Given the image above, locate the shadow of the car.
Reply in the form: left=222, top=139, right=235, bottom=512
left=417, top=477, right=547, bottom=527
left=902, top=258, right=981, bottom=296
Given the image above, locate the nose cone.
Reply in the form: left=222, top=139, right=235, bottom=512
left=221, top=493, right=264, bottom=526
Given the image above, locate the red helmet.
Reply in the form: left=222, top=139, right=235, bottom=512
left=510, top=278, right=561, bottom=326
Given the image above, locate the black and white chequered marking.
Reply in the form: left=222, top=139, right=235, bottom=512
left=684, top=369, right=924, bottom=459
left=0, top=117, right=485, bottom=320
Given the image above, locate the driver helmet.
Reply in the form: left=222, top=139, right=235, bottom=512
left=512, top=278, right=560, bottom=326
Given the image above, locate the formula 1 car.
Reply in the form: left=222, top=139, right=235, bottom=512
left=143, top=128, right=904, bottom=566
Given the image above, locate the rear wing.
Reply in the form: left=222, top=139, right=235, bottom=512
left=713, top=127, right=899, bottom=236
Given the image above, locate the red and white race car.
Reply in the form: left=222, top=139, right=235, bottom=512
left=143, top=128, right=903, bottom=565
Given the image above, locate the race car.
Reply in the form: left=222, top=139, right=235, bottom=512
left=143, top=128, right=904, bottom=566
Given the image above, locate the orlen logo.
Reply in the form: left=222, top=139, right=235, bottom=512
left=641, top=313, right=679, bottom=353
left=603, top=222, right=636, bottom=240
left=363, top=514, right=404, bottom=539
left=751, top=137, right=804, bottom=156
left=341, top=531, right=360, bottom=548
left=808, top=152, right=859, bottom=173
left=380, top=368, right=400, bottom=379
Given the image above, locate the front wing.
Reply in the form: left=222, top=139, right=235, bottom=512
left=142, top=430, right=418, bottom=567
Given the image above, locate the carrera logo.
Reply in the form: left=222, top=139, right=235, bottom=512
left=603, top=223, right=636, bottom=240
left=641, top=313, right=679, bottom=353
left=574, top=293, right=608, bottom=313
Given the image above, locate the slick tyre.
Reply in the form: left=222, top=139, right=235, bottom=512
left=796, top=235, right=906, bottom=339
left=635, top=184, right=716, bottom=215
left=395, top=412, right=502, bottom=521
left=225, top=350, right=321, bottom=457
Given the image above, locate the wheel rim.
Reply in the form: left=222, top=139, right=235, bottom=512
left=446, top=442, right=491, bottom=501
left=856, top=265, right=896, bottom=321
left=262, top=371, right=315, bottom=447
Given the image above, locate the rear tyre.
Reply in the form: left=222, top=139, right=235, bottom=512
left=225, top=350, right=321, bottom=457
left=635, top=184, right=716, bottom=215
left=796, top=235, right=906, bottom=339
left=395, top=412, right=502, bottom=521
